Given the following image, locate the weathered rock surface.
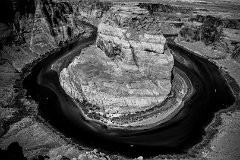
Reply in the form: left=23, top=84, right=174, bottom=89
left=0, top=0, right=89, bottom=71
left=0, top=117, right=110, bottom=160
left=77, top=0, right=112, bottom=26
left=177, top=13, right=240, bottom=61
left=60, top=4, right=174, bottom=119
left=0, top=0, right=93, bottom=138
left=0, top=0, right=97, bottom=159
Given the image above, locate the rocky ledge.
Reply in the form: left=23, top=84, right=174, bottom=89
left=59, top=4, right=189, bottom=128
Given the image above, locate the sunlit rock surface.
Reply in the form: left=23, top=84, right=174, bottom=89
left=60, top=4, right=180, bottom=128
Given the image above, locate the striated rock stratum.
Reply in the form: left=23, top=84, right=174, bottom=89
left=60, top=4, right=182, bottom=128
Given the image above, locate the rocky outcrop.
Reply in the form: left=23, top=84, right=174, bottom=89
left=76, top=0, right=112, bottom=26
left=0, top=0, right=92, bottom=110
left=0, top=0, right=89, bottom=72
left=60, top=4, right=174, bottom=124
left=177, top=15, right=240, bottom=60
left=0, top=117, right=110, bottom=160
left=30, top=0, right=86, bottom=54
left=0, top=0, right=93, bottom=158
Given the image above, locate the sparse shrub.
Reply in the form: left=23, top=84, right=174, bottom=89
left=200, top=16, right=223, bottom=45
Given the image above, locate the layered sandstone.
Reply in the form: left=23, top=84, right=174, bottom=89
left=60, top=4, right=174, bottom=120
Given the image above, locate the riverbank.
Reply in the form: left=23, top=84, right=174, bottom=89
left=172, top=39, right=240, bottom=160
left=0, top=24, right=111, bottom=160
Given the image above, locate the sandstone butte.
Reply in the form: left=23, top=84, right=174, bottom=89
left=59, top=4, right=184, bottom=128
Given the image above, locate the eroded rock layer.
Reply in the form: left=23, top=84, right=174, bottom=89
left=60, top=4, right=177, bottom=127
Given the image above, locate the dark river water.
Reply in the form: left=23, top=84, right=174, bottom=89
left=23, top=23, right=235, bottom=158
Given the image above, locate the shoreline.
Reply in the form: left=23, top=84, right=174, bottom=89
left=0, top=26, right=99, bottom=158
left=171, top=40, right=240, bottom=159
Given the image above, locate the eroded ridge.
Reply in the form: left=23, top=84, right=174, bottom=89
left=60, top=4, right=189, bottom=128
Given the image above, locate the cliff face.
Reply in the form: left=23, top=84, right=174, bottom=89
left=76, top=0, right=112, bottom=26
left=30, top=0, right=87, bottom=54
left=0, top=0, right=35, bottom=48
left=0, top=0, right=103, bottom=158
left=0, top=0, right=93, bottom=131
left=0, top=0, right=90, bottom=72
left=60, top=4, right=174, bottom=121
left=178, top=15, right=240, bottom=61
left=137, top=2, right=240, bottom=61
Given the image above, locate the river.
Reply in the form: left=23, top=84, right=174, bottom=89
left=23, top=23, right=235, bottom=158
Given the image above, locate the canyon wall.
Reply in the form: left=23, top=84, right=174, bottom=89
left=0, top=0, right=94, bottom=107
left=0, top=0, right=90, bottom=72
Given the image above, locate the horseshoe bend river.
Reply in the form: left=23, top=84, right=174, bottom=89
left=23, top=24, right=235, bottom=158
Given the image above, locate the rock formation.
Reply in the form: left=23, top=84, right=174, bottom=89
left=60, top=4, right=174, bottom=125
